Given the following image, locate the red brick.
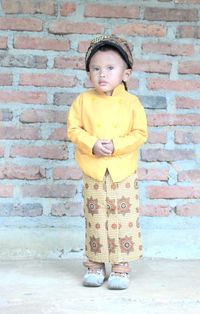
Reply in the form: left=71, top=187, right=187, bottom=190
left=0, top=18, right=42, bottom=31
left=85, top=4, right=140, bottom=18
left=141, top=149, right=195, bottom=162
left=0, top=91, right=46, bottom=104
left=0, top=147, right=4, bottom=157
left=0, top=185, right=13, bottom=197
left=20, top=109, right=66, bottom=124
left=114, top=24, right=166, bottom=37
left=147, top=78, right=200, bottom=91
left=171, top=114, right=200, bottom=125
left=0, top=55, right=47, bottom=69
left=177, top=26, right=200, bottom=39
left=138, top=168, right=169, bottom=181
left=142, top=42, right=194, bottom=56
left=133, top=59, right=171, bottom=73
left=51, top=202, right=83, bottom=217
left=140, top=205, right=171, bottom=216
left=178, top=170, right=200, bottom=182
left=175, top=203, right=200, bottom=216
left=171, top=114, right=200, bottom=126
left=19, top=74, right=76, bottom=88
left=2, top=0, right=55, bottom=15
left=148, top=114, right=200, bottom=126
left=0, top=126, right=41, bottom=140
left=0, top=74, right=12, bottom=86
left=147, top=186, right=200, bottom=199
left=60, top=3, right=76, bottom=16
left=141, top=94, right=167, bottom=110
left=174, top=131, right=200, bottom=144
left=49, top=21, right=104, bottom=35
left=0, top=36, right=8, bottom=49
left=14, top=36, right=70, bottom=51
left=176, top=97, right=200, bottom=109
left=13, top=204, right=43, bottom=217
left=10, top=145, right=67, bottom=160
left=0, top=165, right=45, bottom=180
left=78, top=40, right=90, bottom=53
left=0, top=203, right=43, bottom=217
left=53, top=167, right=82, bottom=180
left=147, top=131, right=167, bottom=144
left=22, top=184, right=76, bottom=198
left=127, top=78, right=139, bottom=90
left=48, top=127, right=67, bottom=141
left=54, top=93, right=78, bottom=105
left=140, top=95, right=167, bottom=110
left=178, top=61, right=200, bottom=74
left=54, top=57, right=85, bottom=69
left=144, top=7, right=198, bottom=21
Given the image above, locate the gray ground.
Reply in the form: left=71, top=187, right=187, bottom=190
left=1, top=258, right=200, bottom=314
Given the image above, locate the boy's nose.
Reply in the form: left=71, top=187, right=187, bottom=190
left=99, top=69, right=106, bottom=77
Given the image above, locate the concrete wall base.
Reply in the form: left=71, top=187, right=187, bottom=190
left=0, top=216, right=199, bottom=260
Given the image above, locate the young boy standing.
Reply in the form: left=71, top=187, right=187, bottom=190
left=67, top=35, right=148, bottom=289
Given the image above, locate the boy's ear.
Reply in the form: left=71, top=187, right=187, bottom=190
left=123, top=69, right=132, bottom=82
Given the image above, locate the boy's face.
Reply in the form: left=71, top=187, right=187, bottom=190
left=88, top=49, right=132, bottom=96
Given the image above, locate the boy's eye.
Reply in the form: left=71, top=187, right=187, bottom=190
left=108, top=66, right=114, bottom=70
left=93, top=67, right=100, bottom=71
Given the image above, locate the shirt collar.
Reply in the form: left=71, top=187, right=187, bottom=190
left=112, top=83, right=126, bottom=96
left=94, top=83, right=126, bottom=98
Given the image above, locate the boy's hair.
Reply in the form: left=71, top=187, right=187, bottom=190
left=85, top=35, right=133, bottom=72
left=97, top=45, right=128, bottom=68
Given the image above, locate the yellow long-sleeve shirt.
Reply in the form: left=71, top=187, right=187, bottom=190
left=67, top=84, right=148, bottom=182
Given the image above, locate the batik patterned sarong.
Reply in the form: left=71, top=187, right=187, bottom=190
left=83, top=171, right=142, bottom=264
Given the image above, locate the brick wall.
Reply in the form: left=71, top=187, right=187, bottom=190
left=0, top=0, right=199, bottom=224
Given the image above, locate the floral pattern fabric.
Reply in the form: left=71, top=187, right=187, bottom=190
left=83, top=171, right=142, bottom=263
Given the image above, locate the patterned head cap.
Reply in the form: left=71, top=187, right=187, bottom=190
left=85, top=35, right=133, bottom=72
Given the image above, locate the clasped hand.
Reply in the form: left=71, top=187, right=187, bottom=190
left=92, top=139, right=114, bottom=157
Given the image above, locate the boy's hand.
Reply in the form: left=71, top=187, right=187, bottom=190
left=92, top=140, right=114, bottom=157
left=102, top=140, right=114, bottom=154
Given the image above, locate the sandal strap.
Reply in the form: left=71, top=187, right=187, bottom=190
left=110, top=272, right=129, bottom=278
left=83, top=260, right=105, bottom=271
left=112, top=263, right=130, bottom=274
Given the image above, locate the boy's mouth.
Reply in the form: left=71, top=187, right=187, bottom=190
left=99, top=80, right=108, bottom=86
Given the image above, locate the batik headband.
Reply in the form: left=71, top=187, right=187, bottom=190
left=85, top=35, right=133, bottom=72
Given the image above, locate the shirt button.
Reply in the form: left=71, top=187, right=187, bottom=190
left=118, top=99, right=123, bottom=105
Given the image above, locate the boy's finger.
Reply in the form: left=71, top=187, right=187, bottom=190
left=101, top=147, right=112, bottom=155
left=101, top=140, right=111, bottom=144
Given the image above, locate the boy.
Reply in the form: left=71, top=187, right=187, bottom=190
left=67, top=35, right=147, bottom=289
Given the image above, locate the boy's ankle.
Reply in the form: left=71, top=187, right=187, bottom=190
left=83, top=259, right=105, bottom=270
left=111, top=262, right=130, bottom=274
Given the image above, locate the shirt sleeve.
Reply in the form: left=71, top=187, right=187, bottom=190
left=67, top=94, right=97, bottom=156
left=112, top=99, right=148, bottom=156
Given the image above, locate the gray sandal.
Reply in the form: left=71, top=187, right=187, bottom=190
left=83, top=260, right=106, bottom=287
left=108, top=263, right=130, bottom=290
